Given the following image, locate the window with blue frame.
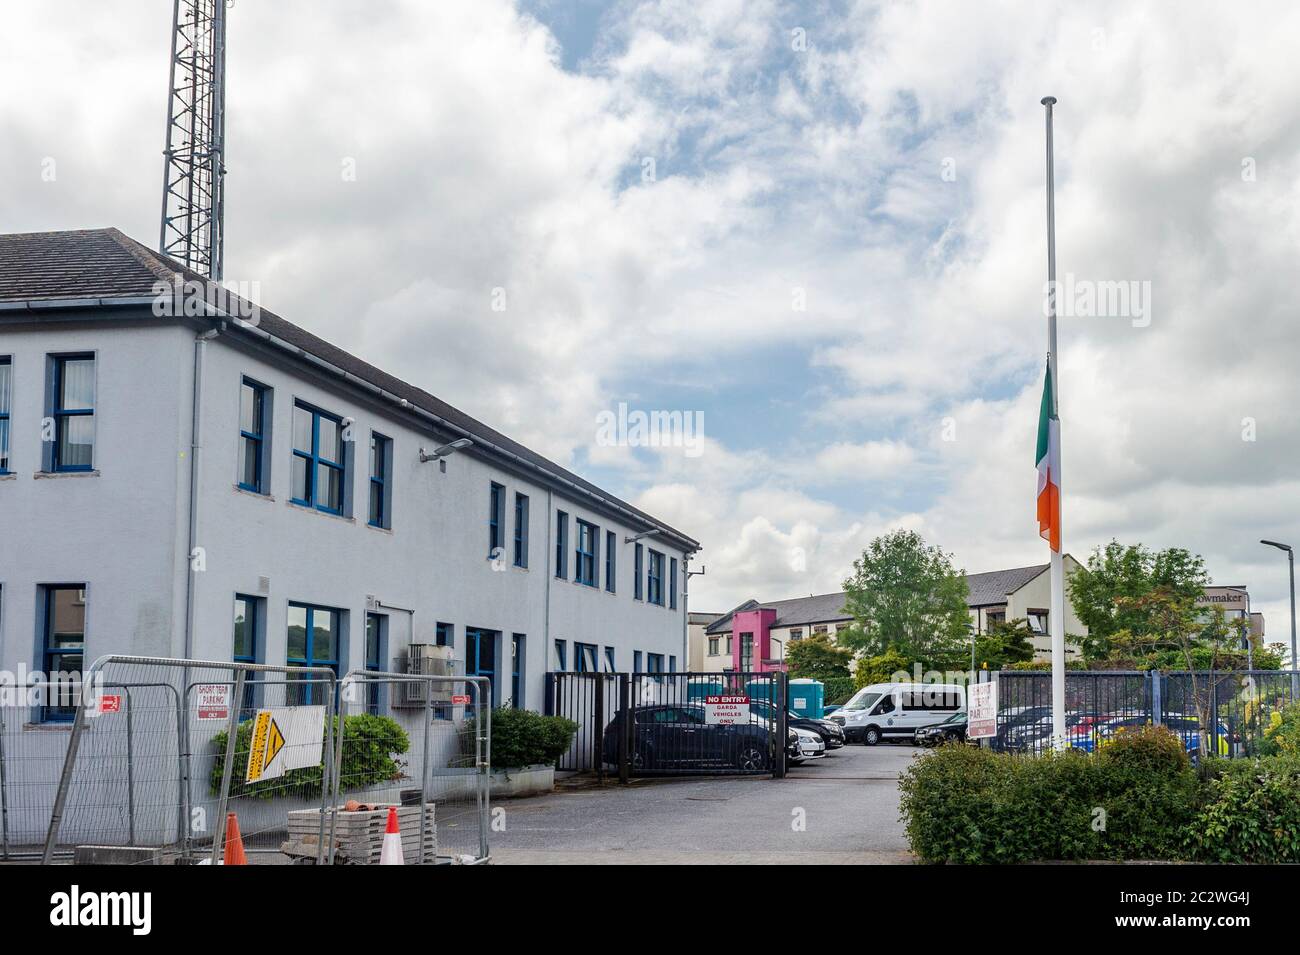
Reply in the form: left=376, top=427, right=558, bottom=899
left=49, top=354, right=95, bottom=472
left=238, top=378, right=270, bottom=493
left=634, top=544, right=643, bottom=600
left=365, top=612, right=387, bottom=713
left=40, top=585, right=85, bottom=721
left=555, top=511, right=568, bottom=579
left=647, top=550, right=665, bottom=606
left=465, top=628, right=498, bottom=708
left=603, top=646, right=616, bottom=672
left=669, top=558, right=678, bottom=610
left=369, top=433, right=392, bottom=528
left=646, top=653, right=664, bottom=674
left=291, top=402, right=345, bottom=514
left=575, top=642, right=599, bottom=672
left=436, top=622, right=454, bottom=647
left=604, top=531, right=616, bottom=592
left=575, top=519, right=598, bottom=586
left=513, top=493, right=529, bottom=568
left=510, top=633, right=524, bottom=708
left=669, top=655, right=677, bottom=673
left=633, top=650, right=642, bottom=672
left=0, top=356, right=11, bottom=474
left=233, top=594, right=261, bottom=711
left=286, top=603, right=341, bottom=704
left=488, top=483, right=505, bottom=558
left=554, top=638, right=567, bottom=671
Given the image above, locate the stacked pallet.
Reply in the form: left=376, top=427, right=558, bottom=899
left=282, top=803, right=436, bottom=864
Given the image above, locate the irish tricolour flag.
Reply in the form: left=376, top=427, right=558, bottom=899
left=1035, top=362, right=1061, bottom=552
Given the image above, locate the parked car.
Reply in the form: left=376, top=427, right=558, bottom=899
left=999, top=712, right=1083, bottom=752
left=601, top=704, right=772, bottom=772
left=788, top=726, right=827, bottom=764
left=915, top=711, right=968, bottom=746
left=828, top=682, right=966, bottom=745
left=746, top=699, right=845, bottom=749
left=1078, top=714, right=1230, bottom=756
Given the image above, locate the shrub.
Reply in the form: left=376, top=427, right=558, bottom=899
left=1187, top=755, right=1300, bottom=863
left=210, top=713, right=409, bottom=800
left=1255, top=701, right=1300, bottom=757
left=490, top=708, right=578, bottom=768
left=820, top=676, right=856, bottom=706
left=1097, top=723, right=1189, bottom=775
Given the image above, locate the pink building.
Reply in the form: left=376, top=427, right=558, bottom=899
left=730, top=607, right=787, bottom=673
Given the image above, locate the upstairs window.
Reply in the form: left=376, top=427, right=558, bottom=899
left=555, top=511, right=568, bottom=579
left=488, top=482, right=505, bottom=557
left=669, top=557, right=678, bottom=609
left=634, top=544, right=643, bottom=600
left=575, top=519, right=598, bottom=586
left=647, top=550, right=665, bottom=606
left=238, top=378, right=271, bottom=493
left=604, top=530, right=616, bottom=593
left=369, top=432, right=392, bottom=528
left=513, top=492, right=529, bottom=568
left=49, top=354, right=95, bottom=472
left=436, top=621, right=454, bottom=647
left=0, top=356, right=10, bottom=473
left=291, top=401, right=345, bottom=514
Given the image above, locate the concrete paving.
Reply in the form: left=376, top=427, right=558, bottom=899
left=490, top=742, right=919, bottom=864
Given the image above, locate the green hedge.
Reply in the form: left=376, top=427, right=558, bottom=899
left=490, top=708, right=578, bottom=768
left=818, top=676, right=857, bottom=706
left=1187, top=756, right=1300, bottom=862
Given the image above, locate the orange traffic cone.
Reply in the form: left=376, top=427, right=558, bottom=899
left=379, top=806, right=404, bottom=865
left=223, top=812, right=248, bottom=866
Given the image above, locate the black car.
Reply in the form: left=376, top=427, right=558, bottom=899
left=601, top=704, right=772, bottom=772
left=915, top=711, right=968, bottom=746
left=748, top=699, right=845, bottom=748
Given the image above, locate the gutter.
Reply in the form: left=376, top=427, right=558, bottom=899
left=184, top=324, right=223, bottom=659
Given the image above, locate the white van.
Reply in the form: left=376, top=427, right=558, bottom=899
left=829, top=682, right=966, bottom=745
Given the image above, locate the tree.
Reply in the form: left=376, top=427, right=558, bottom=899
left=1070, top=541, right=1210, bottom=661
left=853, top=647, right=915, bottom=688
left=840, top=529, right=971, bottom=668
left=974, top=618, right=1037, bottom=670
left=785, top=632, right=853, bottom=679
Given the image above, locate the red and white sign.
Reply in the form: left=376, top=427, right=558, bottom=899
left=451, top=694, right=472, bottom=705
left=704, top=695, right=750, bottom=725
left=97, top=695, right=122, bottom=714
left=968, top=681, right=998, bottom=739
left=196, top=683, right=231, bottom=721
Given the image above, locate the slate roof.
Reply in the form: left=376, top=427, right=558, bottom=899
left=0, top=228, right=699, bottom=550
left=706, top=563, right=1054, bottom=633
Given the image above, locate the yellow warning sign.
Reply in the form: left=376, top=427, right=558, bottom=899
left=264, top=719, right=285, bottom=767
left=244, top=706, right=327, bottom=783
left=245, top=711, right=273, bottom=783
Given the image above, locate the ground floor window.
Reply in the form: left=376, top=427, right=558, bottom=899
left=233, top=594, right=262, bottom=711
left=40, top=584, right=85, bottom=721
left=466, top=628, right=498, bottom=708
left=287, top=603, right=341, bottom=705
left=646, top=653, right=664, bottom=674
left=510, top=633, right=525, bottom=708
left=365, top=612, right=387, bottom=713
left=575, top=642, right=599, bottom=673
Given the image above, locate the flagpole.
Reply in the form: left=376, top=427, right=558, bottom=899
left=1042, top=95, right=1067, bottom=751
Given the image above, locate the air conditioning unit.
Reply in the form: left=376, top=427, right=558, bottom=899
left=399, top=644, right=456, bottom=706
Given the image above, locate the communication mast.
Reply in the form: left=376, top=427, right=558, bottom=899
left=158, top=0, right=227, bottom=280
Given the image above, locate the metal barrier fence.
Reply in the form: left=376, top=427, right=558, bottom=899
left=549, top=670, right=788, bottom=779
left=332, top=670, right=490, bottom=864
left=23, top=656, right=491, bottom=864
left=993, top=669, right=1300, bottom=757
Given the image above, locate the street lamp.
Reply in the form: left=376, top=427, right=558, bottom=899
left=1260, top=539, right=1297, bottom=690
left=624, top=529, right=661, bottom=544
left=419, top=437, right=473, bottom=468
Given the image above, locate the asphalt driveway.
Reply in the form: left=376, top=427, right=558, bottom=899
left=490, top=742, right=918, bottom=864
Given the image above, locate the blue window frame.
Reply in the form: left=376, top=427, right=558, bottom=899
left=488, top=483, right=505, bottom=558
left=575, top=519, right=598, bottom=586
left=291, top=402, right=345, bottom=514
left=40, top=585, right=85, bottom=722
left=513, top=493, right=529, bottom=568
left=365, top=612, right=386, bottom=713
left=510, top=633, right=524, bottom=708
left=575, top=642, right=599, bottom=673
left=647, top=653, right=664, bottom=674
left=633, top=650, right=642, bottom=673
left=466, top=628, right=498, bottom=709
left=233, top=594, right=261, bottom=711
left=604, top=530, right=616, bottom=593
left=555, top=511, right=568, bottom=579
left=369, top=432, right=392, bottom=528
left=634, top=544, right=643, bottom=600
left=647, top=550, right=665, bottom=606
left=238, top=378, right=270, bottom=493
left=49, top=354, right=95, bottom=472
left=669, top=558, right=678, bottom=610
left=286, top=603, right=341, bottom=704
left=603, top=646, right=616, bottom=672
left=669, top=655, right=677, bottom=673
left=554, top=638, right=567, bottom=671
left=0, top=356, right=11, bottom=474
left=436, top=621, right=454, bottom=647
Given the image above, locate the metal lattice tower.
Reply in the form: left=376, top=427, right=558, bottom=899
left=159, top=0, right=227, bottom=280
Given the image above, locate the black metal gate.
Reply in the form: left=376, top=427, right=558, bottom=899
left=547, top=670, right=787, bottom=779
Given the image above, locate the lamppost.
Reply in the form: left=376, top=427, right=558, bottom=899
left=1260, top=539, right=1297, bottom=694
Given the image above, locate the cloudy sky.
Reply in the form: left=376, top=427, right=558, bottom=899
left=4, top=0, right=1300, bottom=638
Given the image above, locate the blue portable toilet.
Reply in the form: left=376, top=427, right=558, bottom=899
left=746, top=679, right=777, bottom=704
left=686, top=678, right=724, bottom=702
left=788, top=679, right=825, bottom=719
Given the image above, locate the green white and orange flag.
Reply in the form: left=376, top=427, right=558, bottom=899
left=1036, top=361, right=1061, bottom=552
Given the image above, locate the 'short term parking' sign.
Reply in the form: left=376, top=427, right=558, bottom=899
left=704, top=695, right=750, bottom=725
left=967, top=681, right=998, bottom=739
